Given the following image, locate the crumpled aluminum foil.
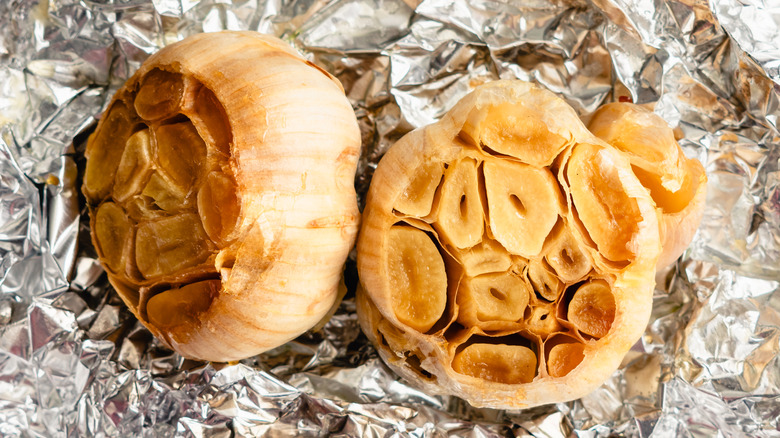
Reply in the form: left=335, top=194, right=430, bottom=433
left=1, top=0, right=779, bottom=436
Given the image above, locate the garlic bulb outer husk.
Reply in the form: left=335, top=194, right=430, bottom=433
left=84, top=31, right=361, bottom=362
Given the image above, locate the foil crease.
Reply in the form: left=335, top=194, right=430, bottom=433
left=1, top=0, right=779, bottom=436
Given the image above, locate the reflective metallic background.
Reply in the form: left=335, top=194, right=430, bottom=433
left=0, top=0, right=778, bottom=436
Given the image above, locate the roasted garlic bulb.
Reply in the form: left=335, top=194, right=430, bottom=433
left=83, top=31, right=361, bottom=362
left=587, top=102, right=707, bottom=268
left=357, top=81, right=669, bottom=409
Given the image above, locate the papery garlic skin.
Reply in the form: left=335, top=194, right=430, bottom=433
left=83, top=31, right=360, bottom=362
left=356, top=80, right=663, bottom=409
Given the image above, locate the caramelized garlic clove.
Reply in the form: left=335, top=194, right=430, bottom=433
left=527, top=261, right=564, bottom=301
left=114, top=129, right=154, bottom=202
left=567, top=144, right=642, bottom=263
left=545, top=225, right=591, bottom=283
left=395, top=161, right=445, bottom=218
left=146, top=279, right=220, bottom=329
left=134, top=69, right=186, bottom=121
left=93, top=202, right=134, bottom=274
left=587, top=102, right=707, bottom=268
left=84, top=102, right=134, bottom=202
left=587, top=102, right=685, bottom=193
left=461, top=102, right=568, bottom=167
left=457, top=272, right=530, bottom=326
left=124, top=195, right=167, bottom=222
left=434, top=158, right=484, bottom=249
left=483, top=159, right=559, bottom=257
left=190, top=85, right=232, bottom=155
left=387, top=226, right=447, bottom=332
left=547, top=341, right=586, bottom=377
left=458, top=238, right=512, bottom=277
left=142, top=171, right=188, bottom=212
left=135, top=213, right=212, bottom=279
left=197, top=171, right=240, bottom=245
left=525, top=301, right=562, bottom=339
left=155, top=121, right=208, bottom=189
left=452, top=343, right=536, bottom=384
left=567, top=279, right=615, bottom=338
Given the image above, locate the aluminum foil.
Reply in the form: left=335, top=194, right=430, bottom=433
left=1, top=0, right=779, bottom=436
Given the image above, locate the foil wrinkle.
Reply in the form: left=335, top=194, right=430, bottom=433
left=1, top=0, right=779, bottom=436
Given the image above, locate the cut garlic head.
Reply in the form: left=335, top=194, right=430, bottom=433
left=83, top=31, right=360, bottom=362
left=357, top=80, right=663, bottom=409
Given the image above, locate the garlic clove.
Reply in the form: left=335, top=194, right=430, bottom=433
left=567, top=279, right=616, bottom=339
left=83, top=102, right=135, bottom=202
left=525, top=300, right=562, bottom=339
left=434, top=158, right=484, bottom=249
left=587, top=102, right=707, bottom=268
left=527, top=260, right=564, bottom=302
left=461, top=102, right=568, bottom=167
left=188, top=85, right=232, bottom=155
left=483, top=159, right=560, bottom=257
left=146, top=279, right=220, bottom=330
left=155, top=121, right=208, bottom=189
left=114, top=129, right=154, bottom=202
left=197, top=171, right=240, bottom=246
left=93, top=202, right=133, bottom=274
left=458, top=238, right=512, bottom=277
left=452, top=343, right=537, bottom=385
left=545, top=222, right=592, bottom=283
left=566, top=143, right=644, bottom=263
left=141, top=171, right=189, bottom=212
left=386, top=225, right=448, bottom=333
left=134, top=213, right=212, bottom=279
left=134, top=69, right=186, bottom=121
left=547, top=340, right=586, bottom=378
left=394, top=161, right=444, bottom=217
left=457, top=272, right=530, bottom=327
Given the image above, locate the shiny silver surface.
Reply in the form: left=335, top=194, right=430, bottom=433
left=0, top=0, right=778, bottom=435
